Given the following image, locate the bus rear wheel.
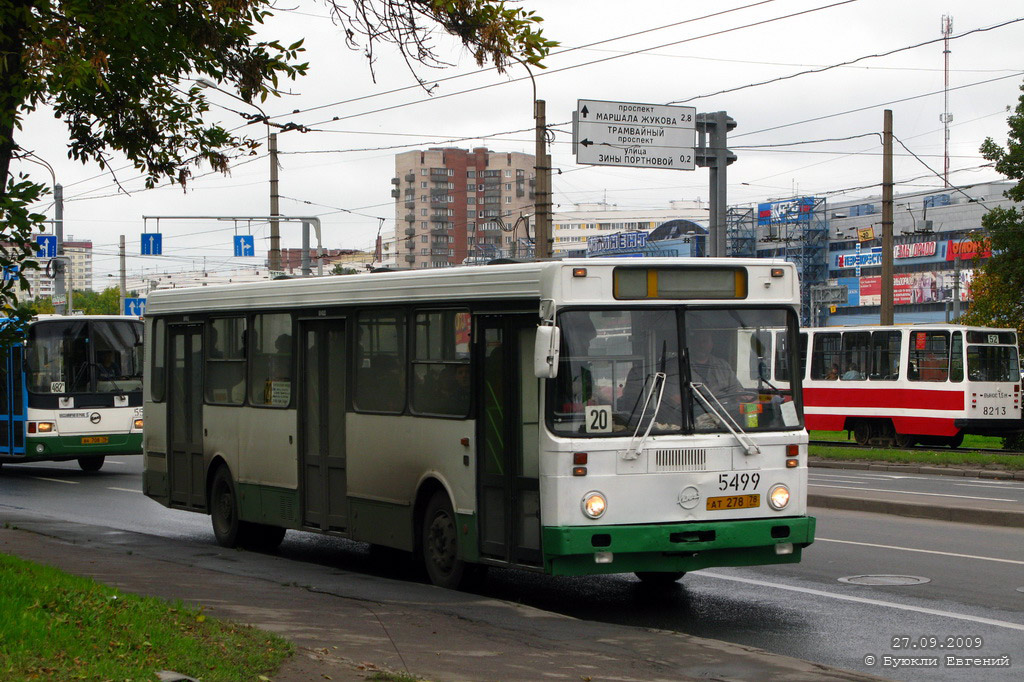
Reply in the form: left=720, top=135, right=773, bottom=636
left=421, top=491, right=468, bottom=590
left=78, top=456, right=105, bottom=472
left=211, top=466, right=245, bottom=548
left=634, top=571, right=685, bottom=587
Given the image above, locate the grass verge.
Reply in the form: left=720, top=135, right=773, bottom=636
left=809, top=431, right=1024, bottom=471
left=0, top=552, right=292, bottom=681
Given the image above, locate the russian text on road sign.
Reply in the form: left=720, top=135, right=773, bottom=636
left=811, top=285, right=849, bottom=305
left=233, top=235, right=255, bottom=257
left=140, top=233, right=162, bottom=256
left=574, top=99, right=697, bottom=170
left=35, top=234, right=57, bottom=258
left=123, top=297, right=146, bottom=317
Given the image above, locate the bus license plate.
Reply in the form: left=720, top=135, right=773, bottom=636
left=81, top=436, right=109, bottom=445
left=707, top=494, right=760, bottom=511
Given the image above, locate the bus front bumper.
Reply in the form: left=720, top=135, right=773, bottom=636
left=542, top=515, right=815, bottom=576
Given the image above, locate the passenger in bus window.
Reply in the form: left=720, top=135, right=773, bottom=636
left=841, top=363, right=863, bottom=381
left=825, top=364, right=840, bottom=380
left=97, top=350, right=119, bottom=380
left=689, top=332, right=747, bottom=397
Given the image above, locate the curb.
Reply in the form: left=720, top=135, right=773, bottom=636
left=810, top=458, right=1024, bottom=480
left=808, top=493, right=1024, bottom=528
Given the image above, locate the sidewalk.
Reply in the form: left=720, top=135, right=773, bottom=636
left=0, top=514, right=882, bottom=682
left=809, top=458, right=1024, bottom=528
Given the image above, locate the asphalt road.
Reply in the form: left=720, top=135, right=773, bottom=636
left=1, top=457, right=1022, bottom=681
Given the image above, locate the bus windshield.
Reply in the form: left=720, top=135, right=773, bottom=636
left=27, top=319, right=144, bottom=394
left=550, top=308, right=801, bottom=437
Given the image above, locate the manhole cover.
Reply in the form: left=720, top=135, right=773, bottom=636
left=838, top=574, right=931, bottom=586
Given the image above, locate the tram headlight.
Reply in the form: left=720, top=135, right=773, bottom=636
left=581, top=491, right=607, bottom=519
left=768, top=484, right=790, bottom=510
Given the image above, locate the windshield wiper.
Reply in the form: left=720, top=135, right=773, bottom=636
left=690, top=383, right=761, bottom=455
left=622, top=371, right=666, bottom=461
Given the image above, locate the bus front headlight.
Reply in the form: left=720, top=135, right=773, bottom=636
left=768, top=484, right=790, bottom=510
left=581, top=491, right=607, bottom=519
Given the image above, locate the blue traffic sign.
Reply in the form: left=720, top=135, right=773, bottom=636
left=123, top=297, right=146, bottom=317
left=2, top=265, right=19, bottom=281
left=36, top=234, right=57, bottom=258
left=233, top=235, right=255, bottom=257
left=141, top=233, right=163, bottom=256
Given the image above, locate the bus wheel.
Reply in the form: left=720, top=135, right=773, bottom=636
left=421, top=491, right=467, bottom=590
left=210, top=467, right=243, bottom=548
left=853, top=421, right=871, bottom=446
left=894, top=433, right=916, bottom=448
left=634, top=571, right=685, bottom=587
left=78, top=456, right=105, bottom=472
left=946, top=432, right=964, bottom=448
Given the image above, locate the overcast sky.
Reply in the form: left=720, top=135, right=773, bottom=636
left=12, top=0, right=1024, bottom=285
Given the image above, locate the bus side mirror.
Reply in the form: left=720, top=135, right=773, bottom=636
left=534, top=325, right=560, bottom=379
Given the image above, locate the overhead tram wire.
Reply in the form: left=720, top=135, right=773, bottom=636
left=668, top=16, right=1024, bottom=105
left=299, top=0, right=861, bottom=130
left=262, top=0, right=788, bottom=123
left=39, top=1, right=787, bottom=199
left=892, top=135, right=993, bottom=210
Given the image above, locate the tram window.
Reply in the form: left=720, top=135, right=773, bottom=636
left=967, top=341, right=1019, bottom=382
left=840, top=332, right=869, bottom=381
left=950, top=331, right=964, bottom=382
left=354, top=310, right=406, bottom=413
left=810, top=332, right=841, bottom=380
left=206, top=317, right=247, bottom=404
left=250, top=313, right=292, bottom=407
left=411, top=310, right=471, bottom=417
left=151, top=319, right=165, bottom=401
left=908, top=331, right=949, bottom=382
left=967, top=330, right=1016, bottom=345
left=869, top=331, right=900, bottom=380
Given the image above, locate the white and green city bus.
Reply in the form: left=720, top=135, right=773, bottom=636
left=0, top=315, right=145, bottom=472
left=142, top=259, right=814, bottom=588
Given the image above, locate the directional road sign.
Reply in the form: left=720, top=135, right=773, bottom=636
left=233, top=235, right=255, bottom=257
left=2, top=265, right=19, bottom=281
left=574, top=99, right=697, bottom=170
left=35, top=234, right=57, bottom=258
left=140, top=233, right=163, bottom=256
left=123, top=297, right=146, bottom=317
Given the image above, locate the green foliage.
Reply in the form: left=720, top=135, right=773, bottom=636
left=962, top=81, right=1024, bottom=338
left=71, top=286, right=121, bottom=315
left=0, top=552, right=292, bottom=680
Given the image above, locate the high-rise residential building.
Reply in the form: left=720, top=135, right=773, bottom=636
left=392, top=147, right=535, bottom=268
left=20, top=237, right=93, bottom=299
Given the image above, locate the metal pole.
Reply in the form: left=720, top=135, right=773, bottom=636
left=269, top=132, right=281, bottom=272
left=880, top=110, right=895, bottom=325
left=534, top=99, right=551, bottom=259
left=952, top=248, right=961, bottom=320
left=712, top=112, right=730, bottom=258
left=54, top=183, right=66, bottom=315
left=119, top=235, right=126, bottom=315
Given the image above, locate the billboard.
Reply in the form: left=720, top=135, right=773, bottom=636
left=836, top=269, right=975, bottom=307
left=757, top=197, right=816, bottom=226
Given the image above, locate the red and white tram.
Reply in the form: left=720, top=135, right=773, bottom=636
left=795, top=325, right=1021, bottom=447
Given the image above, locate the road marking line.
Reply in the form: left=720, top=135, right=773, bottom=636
left=30, top=477, right=78, bottom=485
left=107, top=487, right=141, bottom=494
left=954, top=481, right=1024, bottom=490
left=699, top=571, right=1024, bottom=631
left=817, top=537, right=1024, bottom=565
left=809, top=483, right=1015, bottom=502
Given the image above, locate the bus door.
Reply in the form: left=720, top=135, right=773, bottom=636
left=298, top=318, right=348, bottom=533
left=476, top=315, right=542, bottom=567
left=167, top=325, right=205, bottom=510
left=0, top=345, right=26, bottom=457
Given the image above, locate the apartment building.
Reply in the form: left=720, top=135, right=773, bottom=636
left=392, top=147, right=535, bottom=268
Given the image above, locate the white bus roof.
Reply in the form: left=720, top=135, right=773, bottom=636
left=145, top=258, right=799, bottom=315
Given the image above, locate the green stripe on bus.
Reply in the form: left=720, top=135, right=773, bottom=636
left=541, top=516, right=815, bottom=576
left=23, top=434, right=143, bottom=458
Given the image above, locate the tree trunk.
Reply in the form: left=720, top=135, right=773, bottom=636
left=0, top=1, right=34, bottom=196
